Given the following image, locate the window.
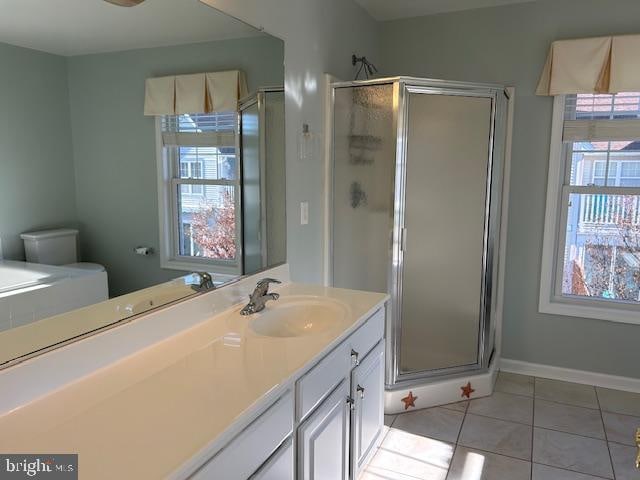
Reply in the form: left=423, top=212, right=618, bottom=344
left=540, top=92, right=640, bottom=324
left=156, top=112, right=242, bottom=274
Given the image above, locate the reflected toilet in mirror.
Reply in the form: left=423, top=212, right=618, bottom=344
left=0, top=0, right=285, bottom=366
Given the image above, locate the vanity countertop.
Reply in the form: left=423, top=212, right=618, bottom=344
left=0, top=282, right=387, bottom=479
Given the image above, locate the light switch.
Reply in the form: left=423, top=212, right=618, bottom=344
left=300, top=202, right=309, bottom=225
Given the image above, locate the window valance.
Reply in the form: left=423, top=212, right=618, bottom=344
left=536, top=34, right=640, bottom=96
left=144, top=70, right=248, bottom=115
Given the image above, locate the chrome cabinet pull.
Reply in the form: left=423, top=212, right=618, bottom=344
left=357, top=384, right=365, bottom=399
left=351, top=349, right=359, bottom=365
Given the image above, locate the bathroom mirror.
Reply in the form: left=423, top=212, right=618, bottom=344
left=0, top=0, right=285, bottom=367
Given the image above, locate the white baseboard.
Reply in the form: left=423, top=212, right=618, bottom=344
left=500, top=358, right=640, bottom=394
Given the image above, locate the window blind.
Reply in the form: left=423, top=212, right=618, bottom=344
left=161, top=112, right=237, bottom=147
left=563, top=93, right=640, bottom=142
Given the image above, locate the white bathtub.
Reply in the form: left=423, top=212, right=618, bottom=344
left=0, top=260, right=108, bottom=333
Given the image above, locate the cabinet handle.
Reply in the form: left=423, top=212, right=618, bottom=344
left=357, top=384, right=365, bottom=399
left=346, top=396, right=355, bottom=411
left=351, top=349, right=360, bottom=365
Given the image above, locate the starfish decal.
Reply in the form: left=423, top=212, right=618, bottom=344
left=401, top=391, right=417, bottom=410
left=461, top=381, right=475, bottom=399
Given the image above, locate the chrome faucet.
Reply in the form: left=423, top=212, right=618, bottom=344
left=240, top=278, right=282, bottom=315
left=191, top=271, right=215, bottom=292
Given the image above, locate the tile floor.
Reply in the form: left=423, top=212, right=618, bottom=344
left=360, top=372, right=640, bottom=480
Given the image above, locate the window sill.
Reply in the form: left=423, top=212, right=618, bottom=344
left=539, top=296, right=640, bottom=325
left=161, top=258, right=241, bottom=279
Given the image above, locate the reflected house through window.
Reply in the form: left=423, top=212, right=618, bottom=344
left=561, top=93, right=640, bottom=304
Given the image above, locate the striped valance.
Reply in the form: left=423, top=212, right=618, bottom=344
left=144, top=70, right=248, bottom=115
left=537, top=34, right=640, bottom=96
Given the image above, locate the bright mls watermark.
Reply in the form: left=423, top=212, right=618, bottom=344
left=0, top=455, right=77, bottom=479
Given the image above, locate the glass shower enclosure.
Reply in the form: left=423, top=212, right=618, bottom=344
left=239, top=87, right=286, bottom=274
left=330, top=77, right=508, bottom=389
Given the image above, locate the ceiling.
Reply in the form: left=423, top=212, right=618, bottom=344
left=0, top=0, right=263, bottom=57
left=355, top=0, right=538, bottom=20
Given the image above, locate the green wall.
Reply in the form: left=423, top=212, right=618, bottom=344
left=380, top=0, right=640, bottom=378
left=0, top=43, right=77, bottom=259
left=67, top=36, right=284, bottom=296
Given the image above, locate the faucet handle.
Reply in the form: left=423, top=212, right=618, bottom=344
left=191, top=271, right=214, bottom=292
left=256, top=278, right=282, bottom=288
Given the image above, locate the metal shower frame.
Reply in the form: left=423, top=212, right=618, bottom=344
left=329, top=77, right=510, bottom=390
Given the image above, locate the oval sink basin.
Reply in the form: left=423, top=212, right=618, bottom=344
left=249, top=296, right=348, bottom=338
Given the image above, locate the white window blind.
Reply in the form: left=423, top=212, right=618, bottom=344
left=563, top=93, right=640, bottom=142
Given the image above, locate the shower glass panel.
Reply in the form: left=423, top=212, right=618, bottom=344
left=263, top=91, right=286, bottom=267
left=240, top=88, right=286, bottom=274
left=332, top=84, right=395, bottom=294
left=240, top=100, right=261, bottom=274
left=399, top=91, right=493, bottom=375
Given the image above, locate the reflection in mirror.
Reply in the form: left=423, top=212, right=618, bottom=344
left=0, top=0, right=285, bottom=367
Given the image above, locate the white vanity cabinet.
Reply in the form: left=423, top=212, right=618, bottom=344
left=296, top=308, right=385, bottom=480
left=186, top=306, right=385, bottom=480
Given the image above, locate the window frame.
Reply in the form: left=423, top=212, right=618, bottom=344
left=156, top=115, right=243, bottom=276
left=539, top=95, right=640, bottom=325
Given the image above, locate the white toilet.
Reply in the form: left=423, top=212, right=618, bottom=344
left=20, top=229, right=107, bottom=275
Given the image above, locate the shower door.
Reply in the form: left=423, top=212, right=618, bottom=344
left=331, top=78, right=507, bottom=388
left=392, top=85, right=500, bottom=384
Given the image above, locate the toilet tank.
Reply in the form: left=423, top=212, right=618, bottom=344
left=20, top=229, right=79, bottom=265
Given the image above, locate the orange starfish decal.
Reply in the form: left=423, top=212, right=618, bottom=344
left=401, top=391, right=417, bottom=410
left=461, top=382, right=475, bottom=399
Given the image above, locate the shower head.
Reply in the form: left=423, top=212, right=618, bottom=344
left=352, top=54, right=379, bottom=81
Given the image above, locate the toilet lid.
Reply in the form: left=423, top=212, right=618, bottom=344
left=65, top=262, right=106, bottom=272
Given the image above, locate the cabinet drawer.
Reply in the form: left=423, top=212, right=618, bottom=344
left=191, top=390, right=293, bottom=480
left=296, top=307, right=385, bottom=422
left=296, top=342, right=351, bottom=421
left=348, top=308, right=384, bottom=367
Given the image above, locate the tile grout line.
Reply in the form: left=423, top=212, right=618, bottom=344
left=446, top=430, right=614, bottom=479
left=465, top=409, right=610, bottom=442
left=532, top=460, right=614, bottom=480
left=530, top=376, right=536, bottom=480
left=449, top=443, right=533, bottom=464
left=496, top=385, right=602, bottom=411
left=445, top=398, right=469, bottom=479
left=595, top=387, right=617, bottom=480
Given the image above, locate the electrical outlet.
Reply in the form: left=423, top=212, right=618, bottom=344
left=300, top=202, right=309, bottom=225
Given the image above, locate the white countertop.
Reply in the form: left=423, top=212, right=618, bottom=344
left=0, top=280, right=387, bottom=479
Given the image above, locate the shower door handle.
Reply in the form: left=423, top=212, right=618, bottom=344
left=357, top=384, right=365, bottom=399
left=400, top=228, right=408, bottom=251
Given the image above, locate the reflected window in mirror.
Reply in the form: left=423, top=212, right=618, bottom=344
left=158, top=112, right=242, bottom=275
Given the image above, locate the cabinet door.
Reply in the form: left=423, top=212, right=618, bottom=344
left=351, top=340, right=385, bottom=477
left=250, top=438, right=294, bottom=480
left=298, top=379, right=350, bottom=480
